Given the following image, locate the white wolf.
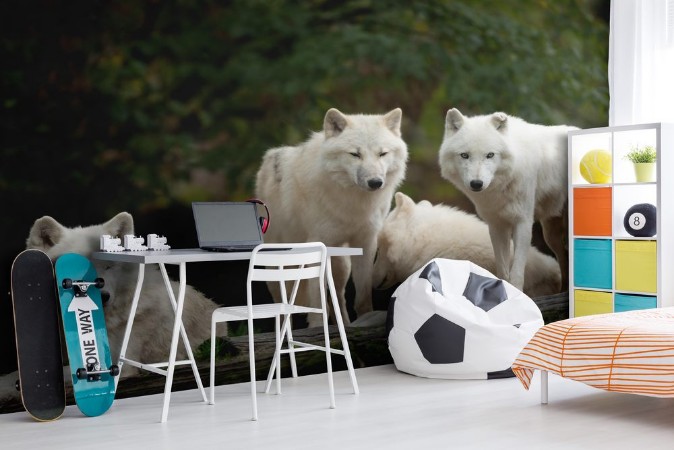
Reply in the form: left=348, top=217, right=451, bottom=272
left=256, top=108, right=408, bottom=325
left=0, top=212, right=219, bottom=401
left=438, top=109, right=576, bottom=291
left=373, top=192, right=561, bottom=298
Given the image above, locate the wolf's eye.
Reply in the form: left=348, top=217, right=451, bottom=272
left=349, top=152, right=361, bottom=159
left=460, top=153, right=469, bottom=159
left=379, top=151, right=388, bottom=157
left=486, top=152, right=495, bottom=158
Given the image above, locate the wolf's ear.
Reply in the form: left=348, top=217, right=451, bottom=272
left=103, top=212, right=134, bottom=237
left=383, top=108, right=403, bottom=137
left=324, top=108, right=349, bottom=138
left=394, top=192, right=415, bottom=213
left=445, top=108, right=464, bottom=134
left=26, top=216, right=64, bottom=251
left=394, top=192, right=405, bottom=209
left=491, top=112, right=508, bottom=132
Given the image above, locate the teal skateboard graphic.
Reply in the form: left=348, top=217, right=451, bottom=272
left=55, top=253, right=118, bottom=417
left=11, top=249, right=66, bottom=421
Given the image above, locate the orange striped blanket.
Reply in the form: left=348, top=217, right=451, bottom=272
left=511, top=308, right=674, bottom=397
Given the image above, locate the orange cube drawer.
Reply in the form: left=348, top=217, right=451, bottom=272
left=574, top=187, right=612, bottom=236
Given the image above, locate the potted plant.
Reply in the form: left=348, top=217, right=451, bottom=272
left=625, top=144, right=657, bottom=182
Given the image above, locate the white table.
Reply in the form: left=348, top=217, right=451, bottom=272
left=92, top=247, right=361, bottom=422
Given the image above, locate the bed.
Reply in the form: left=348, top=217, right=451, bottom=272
left=511, top=308, right=674, bottom=401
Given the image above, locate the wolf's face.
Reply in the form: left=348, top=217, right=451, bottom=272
left=438, top=108, right=512, bottom=193
left=320, top=108, right=408, bottom=192
left=26, top=212, right=135, bottom=307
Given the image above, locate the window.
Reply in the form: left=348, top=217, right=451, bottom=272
left=609, top=0, right=674, bottom=125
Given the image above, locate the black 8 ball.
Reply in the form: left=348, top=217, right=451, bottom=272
left=623, top=203, right=657, bottom=237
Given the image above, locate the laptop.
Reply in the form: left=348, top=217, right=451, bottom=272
left=192, top=202, right=264, bottom=252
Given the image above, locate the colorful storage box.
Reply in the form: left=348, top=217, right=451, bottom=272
left=574, top=239, right=612, bottom=289
left=615, top=240, right=657, bottom=293
left=574, top=290, right=613, bottom=317
left=614, top=293, right=657, bottom=312
left=573, top=187, right=612, bottom=236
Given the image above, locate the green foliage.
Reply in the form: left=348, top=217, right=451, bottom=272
left=625, top=145, right=657, bottom=163
left=227, top=321, right=259, bottom=337
left=196, top=336, right=241, bottom=361
left=1, top=0, right=608, bottom=214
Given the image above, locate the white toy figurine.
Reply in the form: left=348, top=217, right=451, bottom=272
left=123, top=235, right=147, bottom=251
left=100, top=235, right=125, bottom=252
left=147, top=234, right=171, bottom=251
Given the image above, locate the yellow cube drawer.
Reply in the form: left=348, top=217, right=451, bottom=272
left=615, top=240, right=657, bottom=293
left=574, top=290, right=613, bottom=317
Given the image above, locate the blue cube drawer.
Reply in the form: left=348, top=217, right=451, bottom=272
left=614, top=293, right=657, bottom=312
left=574, top=238, right=612, bottom=289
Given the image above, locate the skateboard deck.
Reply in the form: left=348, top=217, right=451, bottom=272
left=10, top=249, right=66, bottom=421
left=55, top=253, right=117, bottom=417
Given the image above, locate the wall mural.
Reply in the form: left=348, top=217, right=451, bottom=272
left=0, top=0, right=609, bottom=414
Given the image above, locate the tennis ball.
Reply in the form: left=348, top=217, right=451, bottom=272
left=579, top=149, right=612, bottom=184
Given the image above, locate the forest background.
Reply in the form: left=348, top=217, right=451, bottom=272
left=0, top=0, right=609, bottom=375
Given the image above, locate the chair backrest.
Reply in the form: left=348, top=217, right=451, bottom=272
left=247, top=243, right=328, bottom=306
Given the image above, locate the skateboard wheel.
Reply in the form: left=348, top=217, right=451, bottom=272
left=76, top=368, right=87, bottom=380
left=15, top=380, right=20, bottom=391
left=110, top=365, right=120, bottom=377
left=62, top=278, right=73, bottom=289
left=94, top=277, right=105, bottom=289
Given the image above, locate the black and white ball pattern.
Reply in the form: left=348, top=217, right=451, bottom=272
left=623, top=203, right=657, bottom=237
left=387, top=259, right=544, bottom=379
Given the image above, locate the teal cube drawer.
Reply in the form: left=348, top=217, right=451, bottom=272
left=614, top=293, right=657, bottom=312
left=574, top=239, right=612, bottom=289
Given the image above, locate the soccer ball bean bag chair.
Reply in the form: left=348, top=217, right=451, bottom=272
left=387, top=258, right=544, bottom=379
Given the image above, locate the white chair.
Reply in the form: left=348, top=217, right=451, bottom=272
left=209, top=242, right=334, bottom=420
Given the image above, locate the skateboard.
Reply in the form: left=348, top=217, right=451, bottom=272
left=55, top=253, right=118, bottom=417
left=10, top=249, right=66, bottom=421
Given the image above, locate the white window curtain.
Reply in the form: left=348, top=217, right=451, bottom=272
left=609, top=0, right=674, bottom=125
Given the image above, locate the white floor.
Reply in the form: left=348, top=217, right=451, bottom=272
left=2, top=364, right=674, bottom=449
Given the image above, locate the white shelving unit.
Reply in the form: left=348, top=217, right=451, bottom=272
left=568, top=123, right=674, bottom=317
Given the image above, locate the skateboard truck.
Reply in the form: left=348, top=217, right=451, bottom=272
left=62, top=278, right=105, bottom=295
left=76, top=363, right=120, bottom=382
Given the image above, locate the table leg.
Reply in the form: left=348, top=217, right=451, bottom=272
left=161, top=262, right=187, bottom=423
left=541, top=370, right=549, bottom=404
left=326, top=257, right=359, bottom=395
left=158, top=264, right=207, bottom=403
left=115, top=263, right=145, bottom=390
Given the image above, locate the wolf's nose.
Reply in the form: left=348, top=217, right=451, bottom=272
left=470, top=180, right=483, bottom=191
left=368, top=178, right=384, bottom=190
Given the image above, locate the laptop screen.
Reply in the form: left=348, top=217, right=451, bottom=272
left=192, top=202, right=263, bottom=249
